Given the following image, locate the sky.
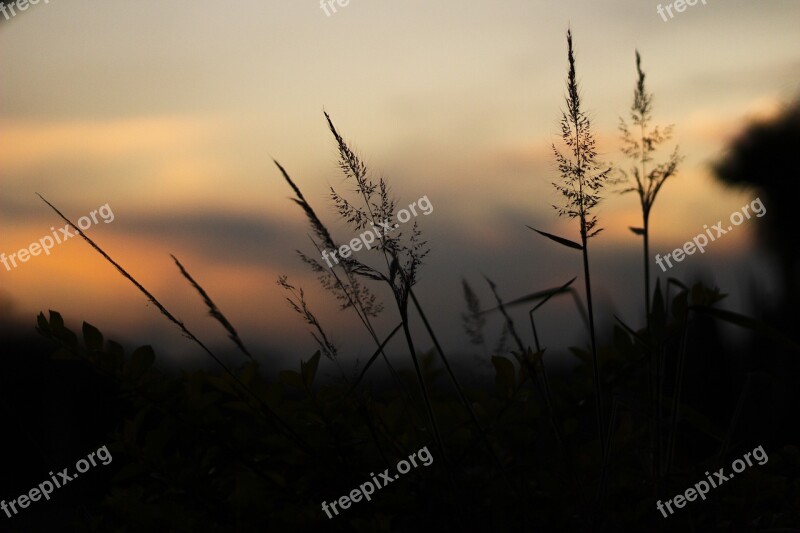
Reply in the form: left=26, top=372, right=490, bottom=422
left=1, top=0, right=799, bottom=370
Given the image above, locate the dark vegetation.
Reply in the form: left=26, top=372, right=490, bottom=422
left=2, top=31, right=800, bottom=531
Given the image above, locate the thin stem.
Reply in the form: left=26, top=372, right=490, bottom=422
left=641, top=116, right=651, bottom=329
left=644, top=214, right=651, bottom=327
left=716, top=374, right=754, bottom=464
left=398, top=303, right=451, bottom=479
left=527, top=285, right=587, bottom=507
left=665, top=316, right=690, bottom=475
left=565, top=34, right=605, bottom=461
left=409, top=290, right=505, bottom=470
left=306, top=240, right=423, bottom=431
left=656, top=342, right=665, bottom=490
left=37, top=194, right=311, bottom=454
left=596, top=395, right=620, bottom=520
left=649, top=319, right=659, bottom=496
left=582, top=221, right=605, bottom=461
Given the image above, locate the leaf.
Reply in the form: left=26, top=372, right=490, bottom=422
left=83, top=322, right=104, bottom=351
left=520, top=348, right=543, bottom=386
left=104, top=340, right=125, bottom=374
left=479, top=277, right=577, bottom=316
left=127, top=346, right=155, bottom=380
left=49, top=310, right=64, bottom=329
left=671, top=400, right=725, bottom=441
left=671, top=290, right=689, bottom=321
left=37, top=312, right=48, bottom=331
left=612, top=324, right=636, bottom=360
left=526, top=226, right=583, bottom=250
left=239, top=361, right=258, bottom=386
left=650, top=279, right=666, bottom=339
left=666, top=277, right=688, bottom=292
left=563, top=418, right=579, bottom=435
left=301, top=351, right=321, bottom=390
left=491, top=355, right=515, bottom=398
left=613, top=315, right=654, bottom=352
left=225, top=400, right=255, bottom=414
left=206, top=375, right=238, bottom=396
left=568, top=346, right=591, bottom=364
left=629, top=226, right=645, bottom=236
left=280, top=370, right=304, bottom=390
left=51, top=348, right=78, bottom=361
left=106, top=340, right=125, bottom=359
left=348, top=322, right=403, bottom=392
left=689, top=283, right=726, bottom=307
left=37, top=311, right=78, bottom=349
left=689, top=305, right=800, bottom=352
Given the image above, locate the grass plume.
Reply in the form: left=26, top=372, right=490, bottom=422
left=618, top=50, right=682, bottom=323
left=545, top=29, right=612, bottom=460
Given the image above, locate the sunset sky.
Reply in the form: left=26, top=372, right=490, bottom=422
left=1, top=0, right=798, bottom=368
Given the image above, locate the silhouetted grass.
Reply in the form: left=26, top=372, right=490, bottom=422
left=14, top=30, right=800, bottom=533
left=529, top=29, right=613, bottom=465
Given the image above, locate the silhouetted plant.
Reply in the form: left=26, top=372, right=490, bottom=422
left=616, top=50, right=682, bottom=491
left=277, top=275, right=338, bottom=361
left=278, top=113, right=517, bottom=494
left=35, top=194, right=308, bottom=451
left=19, top=29, right=800, bottom=533
left=530, top=29, right=612, bottom=459
left=276, top=113, right=451, bottom=474
left=618, top=50, right=682, bottom=323
left=172, top=254, right=255, bottom=362
left=460, top=279, right=486, bottom=349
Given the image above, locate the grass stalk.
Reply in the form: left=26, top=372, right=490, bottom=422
left=409, top=289, right=509, bottom=475
left=321, top=114, right=451, bottom=469
left=618, top=51, right=681, bottom=327
left=275, top=161, right=423, bottom=429
left=398, top=303, right=450, bottom=474
left=546, top=29, right=612, bottom=462
left=36, top=194, right=310, bottom=453
left=580, top=230, right=606, bottom=460
left=665, top=318, right=689, bottom=474
left=171, top=255, right=255, bottom=362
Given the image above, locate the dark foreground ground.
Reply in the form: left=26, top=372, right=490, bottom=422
left=1, top=283, right=799, bottom=532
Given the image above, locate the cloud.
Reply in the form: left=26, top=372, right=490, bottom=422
left=0, top=116, right=222, bottom=173
left=117, top=209, right=307, bottom=270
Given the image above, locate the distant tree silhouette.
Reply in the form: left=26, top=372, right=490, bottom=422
left=714, top=101, right=800, bottom=310
left=714, top=102, right=800, bottom=447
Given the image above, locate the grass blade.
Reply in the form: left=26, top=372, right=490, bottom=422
left=171, top=255, right=255, bottom=362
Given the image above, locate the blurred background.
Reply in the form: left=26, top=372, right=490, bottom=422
left=1, top=0, right=799, bottom=368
